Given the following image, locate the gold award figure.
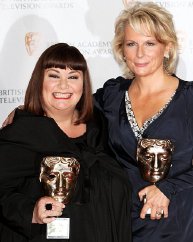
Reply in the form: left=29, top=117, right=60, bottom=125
left=40, top=156, right=80, bottom=239
left=136, top=139, right=174, bottom=214
left=25, top=32, right=41, bottom=56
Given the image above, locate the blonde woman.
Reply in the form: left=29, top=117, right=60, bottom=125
left=95, top=2, right=193, bottom=241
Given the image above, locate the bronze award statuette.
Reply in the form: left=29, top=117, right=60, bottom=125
left=136, top=138, right=174, bottom=215
left=40, top=156, right=80, bottom=239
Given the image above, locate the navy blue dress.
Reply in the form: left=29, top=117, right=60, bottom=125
left=94, top=76, right=193, bottom=242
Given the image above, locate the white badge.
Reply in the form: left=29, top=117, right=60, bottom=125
left=47, top=217, right=70, bottom=239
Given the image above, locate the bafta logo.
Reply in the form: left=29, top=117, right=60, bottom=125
left=122, top=0, right=135, bottom=8
left=25, top=32, right=41, bottom=56
left=176, top=30, right=187, bottom=54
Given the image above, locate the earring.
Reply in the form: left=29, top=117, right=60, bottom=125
left=163, top=54, right=169, bottom=74
left=164, top=53, right=169, bottom=59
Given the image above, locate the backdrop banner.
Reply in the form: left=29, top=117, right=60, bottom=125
left=0, top=0, right=193, bottom=124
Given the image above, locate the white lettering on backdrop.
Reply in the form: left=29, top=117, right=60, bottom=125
left=0, top=0, right=192, bottom=123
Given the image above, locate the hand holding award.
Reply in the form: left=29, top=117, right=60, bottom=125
left=136, top=139, right=174, bottom=217
left=39, top=156, right=80, bottom=239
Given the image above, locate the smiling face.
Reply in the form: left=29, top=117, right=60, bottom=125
left=42, top=67, right=83, bottom=115
left=123, top=26, right=170, bottom=78
left=24, top=43, right=93, bottom=123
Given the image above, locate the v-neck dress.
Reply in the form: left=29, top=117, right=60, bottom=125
left=125, top=89, right=176, bottom=140
left=94, top=76, right=193, bottom=242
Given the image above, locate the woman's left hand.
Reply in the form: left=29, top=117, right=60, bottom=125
left=138, top=185, right=170, bottom=220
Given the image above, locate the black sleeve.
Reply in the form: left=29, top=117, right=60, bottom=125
left=0, top=144, right=42, bottom=239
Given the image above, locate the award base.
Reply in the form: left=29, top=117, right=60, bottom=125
left=47, top=217, right=70, bottom=239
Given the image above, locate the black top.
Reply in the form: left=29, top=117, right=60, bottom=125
left=94, top=76, right=193, bottom=242
left=0, top=108, right=131, bottom=242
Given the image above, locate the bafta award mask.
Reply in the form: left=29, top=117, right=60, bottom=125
left=25, top=32, right=41, bottom=56
left=137, top=139, right=174, bottom=183
left=40, top=156, right=80, bottom=204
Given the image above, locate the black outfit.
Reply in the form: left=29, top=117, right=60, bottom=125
left=94, top=76, right=193, bottom=242
left=0, top=109, right=131, bottom=242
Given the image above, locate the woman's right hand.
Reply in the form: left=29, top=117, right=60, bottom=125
left=2, top=106, right=23, bottom=127
left=2, top=109, right=16, bottom=127
left=138, top=185, right=170, bottom=220
left=32, top=196, right=65, bottom=224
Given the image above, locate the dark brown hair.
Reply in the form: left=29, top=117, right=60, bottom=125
left=24, top=43, right=93, bottom=124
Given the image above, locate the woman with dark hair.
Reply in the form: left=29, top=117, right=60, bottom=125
left=0, top=43, right=131, bottom=242
left=24, top=43, right=92, bottom=122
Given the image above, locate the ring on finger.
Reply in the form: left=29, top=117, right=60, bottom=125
left=45, top=203, right=53, bottom=211
left=156, top=211, right=162, bottom=216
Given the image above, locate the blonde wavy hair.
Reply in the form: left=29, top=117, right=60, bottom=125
left=112, top=1, right=179, bottom=78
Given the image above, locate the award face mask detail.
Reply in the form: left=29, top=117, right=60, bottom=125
left=40, top=156, right=80, bottom=239
left=136, top=139, right=174, bottom=216
left=137, top=139, right=174, bottom=183
left=40, top=156, right=80, bottom=204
